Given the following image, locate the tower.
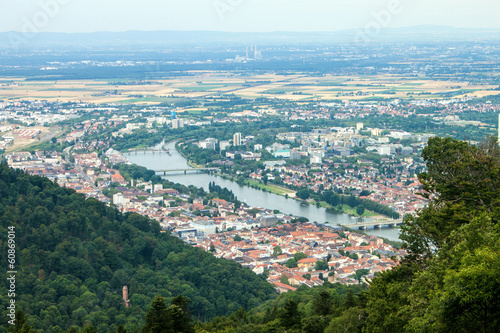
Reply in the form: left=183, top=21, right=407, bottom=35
left=122, top=285, right=130, bottom=308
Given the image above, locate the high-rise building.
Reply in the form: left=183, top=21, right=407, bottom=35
left=233, top=132, right=242, bottom=146
left=172, top=118, right=184, bottom=129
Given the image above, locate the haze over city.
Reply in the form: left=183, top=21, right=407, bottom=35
left=1, top=0, right=500, bottom=33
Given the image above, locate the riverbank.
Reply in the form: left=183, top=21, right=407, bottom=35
left=124, top=141, right=401, bottom=241
left=220, top=173, right=380, bottom=219
left=219, top=174, right=296, bottom=196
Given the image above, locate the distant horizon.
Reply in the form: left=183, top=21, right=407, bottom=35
left=2, top=0, right=500, bottom=34
left=4, top=24, right=500, bottom=34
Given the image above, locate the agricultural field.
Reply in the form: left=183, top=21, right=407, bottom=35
left=0, top=72, right=499, bottom=105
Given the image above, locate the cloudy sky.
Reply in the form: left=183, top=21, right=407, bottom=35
left=1, top=0, right=500, bottom=33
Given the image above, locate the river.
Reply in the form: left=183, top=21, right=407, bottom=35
left=123, top=141, right=401, bottom=241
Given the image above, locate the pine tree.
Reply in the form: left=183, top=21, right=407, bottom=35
left=142, top=296, right=173, bottom=333
left=170, top=295, right=194, bottom=333
left=314, top=290, right=334, bottom=316
left=279, top=299, right=301, bottom=330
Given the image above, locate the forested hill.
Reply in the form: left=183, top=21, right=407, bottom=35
left=0, top=163, right=276, bottom=333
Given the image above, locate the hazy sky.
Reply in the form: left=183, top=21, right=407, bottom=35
left=2, top=0, right=500, bottom=33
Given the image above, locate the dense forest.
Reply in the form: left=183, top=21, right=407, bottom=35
left=0, top=163, right=276, bottom=333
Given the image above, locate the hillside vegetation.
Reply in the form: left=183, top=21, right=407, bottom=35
left=0, top=163, right=276, bottom=333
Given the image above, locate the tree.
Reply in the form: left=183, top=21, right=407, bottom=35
left=273, top=245, right=282, bottom=257
left=8, top=310, right=35, bottom=333
left=325, top=307, right=364, bottom=333
left=233, top=235, right=242, bottom=242
left=315, top=260, right=329, bottom=271
left=404, top=216, right=500, bottom=333
left=353, top=269, right=370, bottom=283
left=280, top=274, right=289, bottom=285
left=347, top=195, right=357, bottom=208
left=294, top=252, right=307, bottom=261
left=314, top=290, right=334, bottom=316
left=279, top=299, right=301, bottom=330
left=285, top=258, right=298, bottom=268
left=142, top=296, right=172, bottom=333
left=296, top=189, right=310, bottom=200
left=401, top=136, right=500, bottom=263
left=116, top=325, right=127, bottom=333
left=356, top=205, right=365, bottom=216
left=365, top=137, right=500, bottom=333
left=247, top=208, right=260, bottom=218
left=170, top=295, right=194, bottom=333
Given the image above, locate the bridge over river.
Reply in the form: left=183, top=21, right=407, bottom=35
left=154, top=167, right=219, bottom=175
left=129, top=148, right=171, bottom=155
left=342, top=219, right=404, bottom=230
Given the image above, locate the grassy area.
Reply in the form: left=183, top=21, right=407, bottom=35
left=218, top=175, right=296, bottom=197
left=340, top=204, right=379, bottom=217
left=316, top=201, right=379, bottom=217
left=244, top=179, right=296, bottom=196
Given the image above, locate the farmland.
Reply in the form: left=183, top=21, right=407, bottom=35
left=1, top=72, right=499, bottom=105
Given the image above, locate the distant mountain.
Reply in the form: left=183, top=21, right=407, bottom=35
left=0, top=26, right=499, bottom=51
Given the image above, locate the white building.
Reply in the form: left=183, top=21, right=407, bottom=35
left=220, top=140, right=231, bottom=151
left=172, top=118, right=184, bottom=129
left=113, top=193, right=124, bottom=205
left=190, top=220, right=216, bottom=237
left=233, top=132, right=242, bottom=146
